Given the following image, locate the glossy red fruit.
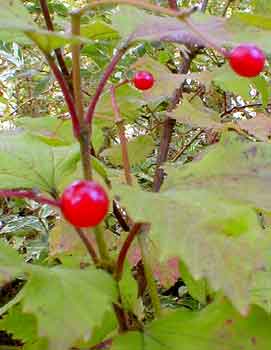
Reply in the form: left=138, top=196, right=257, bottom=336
left=133, top=71, right=154, bottom=90
left=229, top=44, right=265, bottom=77
left=60, top=180, right=109, bottom=228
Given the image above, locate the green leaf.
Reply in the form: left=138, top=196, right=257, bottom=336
left=0, top=249, right=118, bottom=350
left=0, top=0, right=91, bottom=52
left=115, top=183, right=270, bottom=314
left=132, top=56, right=187, bottom=103
left=16, top=117, right=75, bottom=146
left=179, top=260, right=208, bottom=305
left=111, top=298, right=271, bottom=350
left=0, top=131, right=80, bottom=194
left=252, top=76, right=269, bottom=107
left=213, top=66, right=252, bottom=100
left=163, top=133, right=271, bottom=212
left=49, top=219, right=93, bottom=267
left=0, top=239, right=24, bottom=285
left=0, top=305, right=37, bottom=344
left=19, top=266, right=117, bottom=350
left=81, top=21, right=119, bottom=40
left=235, top=13, right=271, bottom=31
left=169, top=96, right=221, bottom=129
left=102, top=135, right=155, bottom=166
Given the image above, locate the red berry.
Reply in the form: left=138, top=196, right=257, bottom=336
left=60, top=180, right=109, bottom=228
left=228, top=44, right=265, bottom=77
left=133, top=71, right=154, bottom=90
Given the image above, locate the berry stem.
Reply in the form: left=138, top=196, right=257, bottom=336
left=110, top=85, right=132, bottom=186
left=0, top=190, right=60, bottom=207
left=93, top=225, right=111, bottom=263
left=85, top=42, right=130, bottom=126
left=71, top=12, right=93, bottom=180
left=75, top=228, right=99, bottom=266
left=138, top=227, right=161, bottom=318
left=115, top=223, right=143, bottom=281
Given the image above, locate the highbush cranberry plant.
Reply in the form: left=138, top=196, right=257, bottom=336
left=0, top=0, right=270, bottom=350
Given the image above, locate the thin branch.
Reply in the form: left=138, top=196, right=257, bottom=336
left=75, top=228, right=99, bottom=266
left=172, top=129, right=203, bottom=162
left=46, top=54, right=80, bottom=138
left=201, top=0, right=209, bottom=12
left=0, top=190, right=60, bottom=207
left=85, top=42, right=130, bottom=125
left=39, top=0, right=72, bottom=93
left=110, top=85, right=133, bottom=186
left=152, top=48, right=198, bottom=192
left=152, top=117, right=176, bottom=192
left=115, top=223, right=143, bottom=281
left=222, top=0, right=234, bottom=17
left=220, top=102, right=271, bottom=119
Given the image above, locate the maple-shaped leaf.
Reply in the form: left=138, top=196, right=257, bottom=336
left=163, top=133, right=271, bottom=212
left=0, top=240, right=118, bottom=350
left=0, top=131, right=80, bottom=195
left=111, top=7, right=228, bottom=47
left=19, top=265, right=117, bottom=350
left=111, top=298, right=271, bottom=350
left=237, top=114, right=271, bottom=141
left=115, top=179, right=270, bottom=314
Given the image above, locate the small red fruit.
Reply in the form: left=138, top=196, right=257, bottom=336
left=133, top=71, right=154, bottom=90
left=228, top=44, right=265, bottom=77
left=60, top=180, right=109, bottom=228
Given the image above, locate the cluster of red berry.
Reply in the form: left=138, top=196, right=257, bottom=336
left=60, top=44, right=265, bottom=228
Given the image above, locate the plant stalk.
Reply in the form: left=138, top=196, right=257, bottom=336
left=94, top=225, right=111, bottom=263
left=75, top=228, right=99, bottom=266
left=71, top=12, right=93, bottom=180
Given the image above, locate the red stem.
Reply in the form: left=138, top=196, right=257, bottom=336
left=115, top=223, right=143, bottom=281
left=90, top=339, right=112, bottom=350
left=39, top=0, right=72, bottom=92
left=46, top=55, right=80, bottom=138
left=0, top=190, right=60, bottom=207
left=168, top=0, right=177, bottom=10
left=75, top=228, right=99, bottom=266
left=85, top=44, right=129, bottom=125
